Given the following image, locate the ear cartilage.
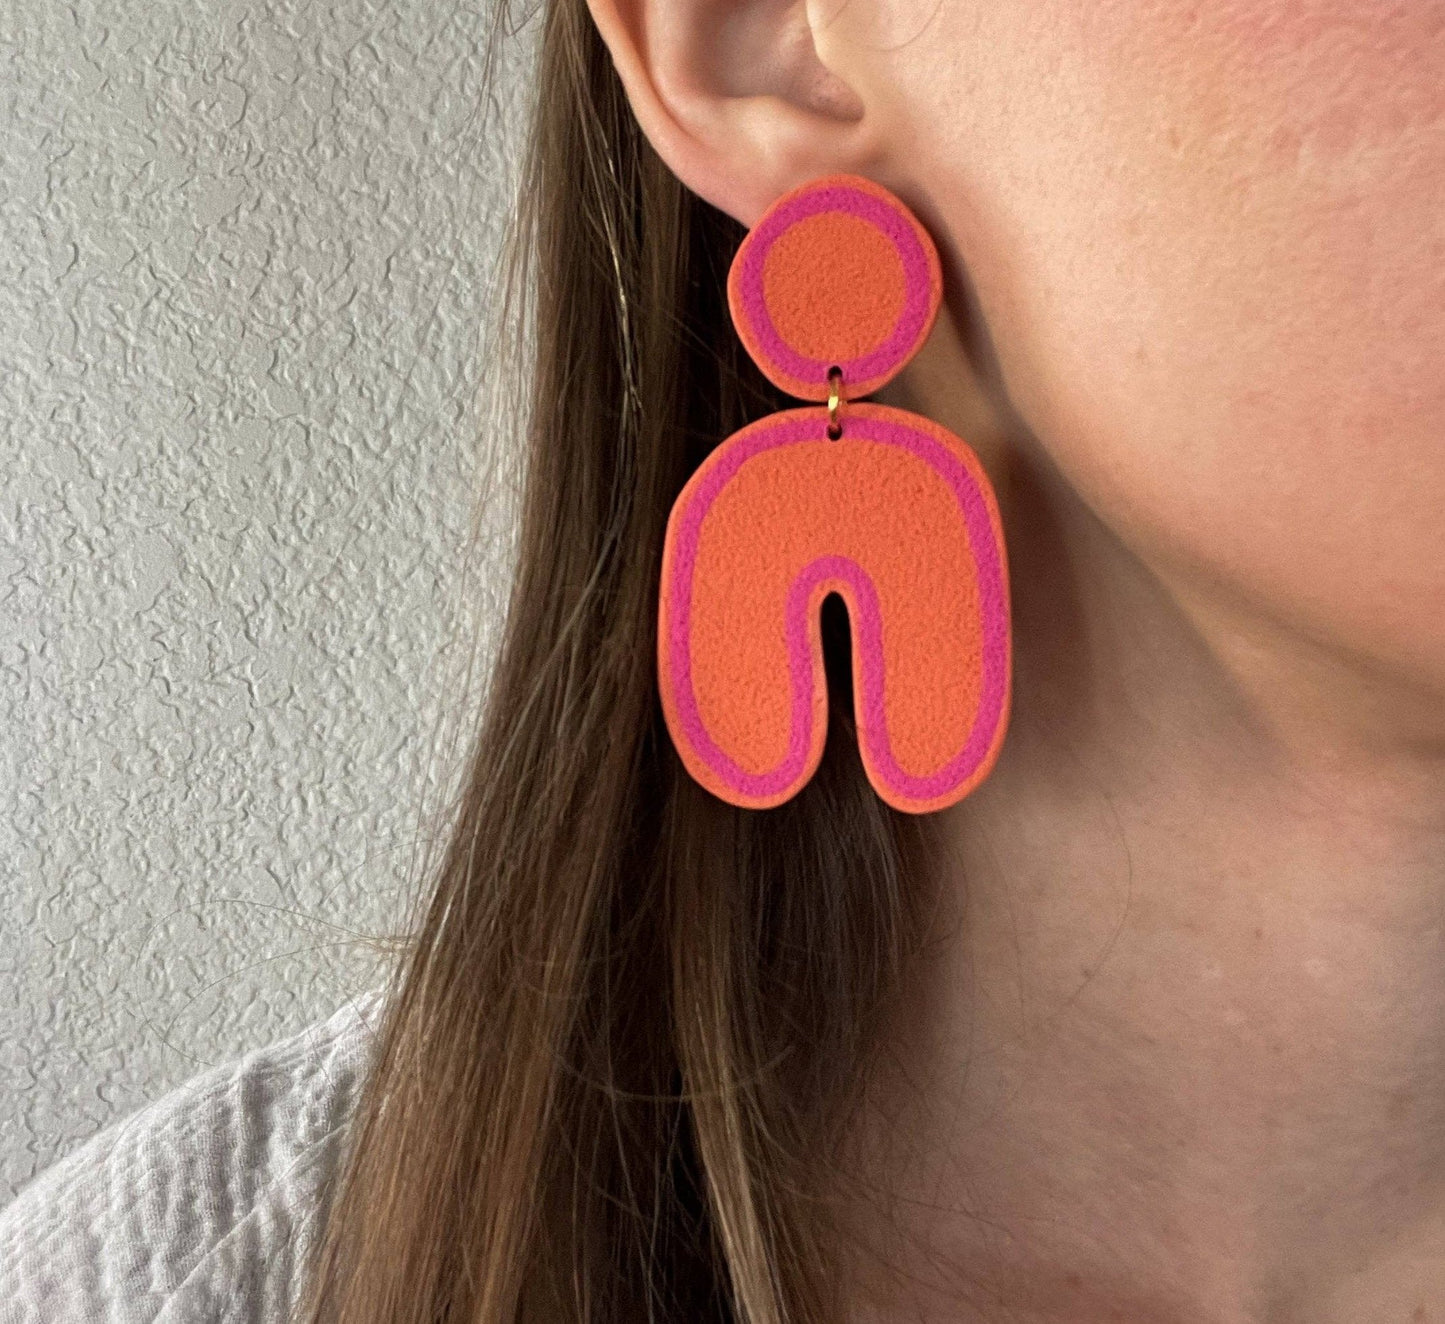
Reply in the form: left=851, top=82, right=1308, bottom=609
left=658, top=175, right=1012, bottom=814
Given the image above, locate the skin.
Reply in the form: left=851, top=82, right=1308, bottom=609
left=587, top=0, right=1445, bottom=1318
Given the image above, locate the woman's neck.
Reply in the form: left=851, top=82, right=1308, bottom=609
left=838, top=345, right=1445, bottom=1322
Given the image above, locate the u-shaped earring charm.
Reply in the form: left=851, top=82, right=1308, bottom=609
left=656, top=175, right=1013, bottom=814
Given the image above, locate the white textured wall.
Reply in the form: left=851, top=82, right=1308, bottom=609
left=0, top=0, right=532, bottom=1199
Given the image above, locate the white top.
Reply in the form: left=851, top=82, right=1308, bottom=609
left=0, top=992, right=382, bottom=1324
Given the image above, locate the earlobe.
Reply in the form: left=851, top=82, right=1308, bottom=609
left=583, top=0, right=876, bottom=226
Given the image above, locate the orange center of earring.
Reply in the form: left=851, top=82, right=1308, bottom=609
left=760, top=211, right=907, bottom=364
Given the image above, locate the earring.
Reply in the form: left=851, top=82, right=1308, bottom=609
left=657, top=174, right=1012, bottom=814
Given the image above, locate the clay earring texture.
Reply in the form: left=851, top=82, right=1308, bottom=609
left=657, top=174, right=1012, bottom=814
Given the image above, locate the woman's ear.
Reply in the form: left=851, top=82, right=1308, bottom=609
left=584, top=0, right=879, bottom=226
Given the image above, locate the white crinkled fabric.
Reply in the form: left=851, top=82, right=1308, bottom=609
left=0, top=992, right=382, bottom=1324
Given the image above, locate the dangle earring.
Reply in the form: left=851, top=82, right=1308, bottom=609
left=656, top=175, right=1012, bottom=814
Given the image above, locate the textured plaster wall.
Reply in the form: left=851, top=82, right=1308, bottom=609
left=0, top=0, right=533, bottom=1200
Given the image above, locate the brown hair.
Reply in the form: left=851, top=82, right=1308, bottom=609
left=304, top=1, right=932, bottom=1319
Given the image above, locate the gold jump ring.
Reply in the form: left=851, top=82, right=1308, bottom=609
left=826, top=366, right=844, bottom=439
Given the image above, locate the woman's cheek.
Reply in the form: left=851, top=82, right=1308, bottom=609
left=864, top=0, right=1445, bottom=682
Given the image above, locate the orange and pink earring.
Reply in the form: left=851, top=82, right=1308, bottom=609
left=657, top=174, right=1012, bottom=814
